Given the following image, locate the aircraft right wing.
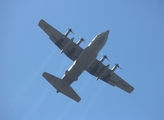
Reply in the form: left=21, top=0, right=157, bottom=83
left=38, top=19, right=83, bottom=61
left=86, top=59, right=134, bottom=93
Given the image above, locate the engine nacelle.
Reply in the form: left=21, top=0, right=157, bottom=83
left=100, top=55, right=109, bottom=62
left=77, top=38, right=85, bottom=45
left=96, top=64, right=110, bottom=80
left=60, top=38, right=74, bottom=54
left=111, top=64, right=122, bottom=72
left=64, top=28, right=74, bottom=37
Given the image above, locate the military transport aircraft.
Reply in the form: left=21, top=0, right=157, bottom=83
left=38, top=19, right=134, bottom=102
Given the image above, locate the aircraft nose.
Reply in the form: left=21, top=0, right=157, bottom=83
left=105, top=30, right=109, bottom=35
left=102, top=30, right=109, bottom=38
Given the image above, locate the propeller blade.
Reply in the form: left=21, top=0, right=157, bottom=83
left=103, top=55, right=109, bottom=61
left=81, top=38, right=86, bottom=43
left=68, top=28, right=74, bottom=34
left=79, top=37, right=86, bottom=44
left=115, top=63, right=122, bottom=70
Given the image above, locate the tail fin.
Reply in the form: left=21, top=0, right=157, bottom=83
left=42, top=72, right=81, bottom=102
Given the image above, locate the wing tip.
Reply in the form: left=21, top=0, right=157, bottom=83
left=38, top=19, right=45, bottom=26
left=128, top=86, right=135, bottom=93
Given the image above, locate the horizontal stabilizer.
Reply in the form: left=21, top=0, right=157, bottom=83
left=42, top=72, right=81, bottom=102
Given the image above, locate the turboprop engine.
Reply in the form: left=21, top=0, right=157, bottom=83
left=77, top=38, right=86, bottom=45
left=64, top=28, right=74, bottom=37
left=112, top=64, right=122, bottom=72
left=100, top=55, right=109, bottom=62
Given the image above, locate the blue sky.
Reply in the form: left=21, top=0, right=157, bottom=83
left=1, top=0, right=164, bottom=120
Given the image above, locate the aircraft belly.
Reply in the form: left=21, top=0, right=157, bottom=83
left=75, top=47, right=98, bottom=72
left=62, top=47, right=98, bottom=85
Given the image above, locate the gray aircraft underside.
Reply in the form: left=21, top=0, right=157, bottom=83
left=38, top=19, right=134, bottom=102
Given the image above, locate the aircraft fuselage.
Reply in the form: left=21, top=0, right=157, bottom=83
left=61, top=30, right=109, bottom=85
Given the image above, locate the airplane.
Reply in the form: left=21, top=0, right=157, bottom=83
left=38, top=19, right=134, bottom=102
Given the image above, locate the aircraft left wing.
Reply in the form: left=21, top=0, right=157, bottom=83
left=86, top=59, right=134, bottom=93
left=38, top=19, right=83, bottom=61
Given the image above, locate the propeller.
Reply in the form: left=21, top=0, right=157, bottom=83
left=68, top=28, right=74, bottom=34
left=77, top=37, right=86, bottom=45
left=102, top=53, right=109, bottom=61
left=80, top=38, right=86, bottom=44
left=100, top=54, right=109, bottom=62
left=103, top=55, right=109, bottom=61
left=115, top=63, right=122, bottom=70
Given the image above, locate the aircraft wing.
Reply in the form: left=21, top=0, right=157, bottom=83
left=86, top=59, right=134, bottom=93
left=38, top=19, right=83, bottom=61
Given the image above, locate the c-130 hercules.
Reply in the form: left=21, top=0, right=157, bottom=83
left=38, top=19, right=134, bottom=102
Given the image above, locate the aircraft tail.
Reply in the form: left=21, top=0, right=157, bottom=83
left=42, top=72, right=81, bottom=102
